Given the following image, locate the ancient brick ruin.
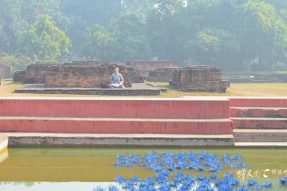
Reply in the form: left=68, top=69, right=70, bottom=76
left=14, top=62, right=132, bottom=88
left=148, top=68, right=178, bottom=82
left=13, top=61, right=230, bottom=93
left=0, top=64, right=11, bottom=79
left=13, top=61, right=180, bottom=87
left=45, top=64, right=132, bottom=88
left=171, top=66, right=230, bottom=92
left=125, top=61, right=179, bottom=82
left=125, top=60, right=179, bottom=70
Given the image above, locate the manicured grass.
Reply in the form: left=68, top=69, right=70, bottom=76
left=1, top=80, right=287, bottom=97
left=228, top=83, right=287, bottom=97
left=153, top=82, right=287, bottom=97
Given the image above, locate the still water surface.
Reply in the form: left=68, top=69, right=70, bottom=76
left=0, top=147, right=287, bottom=190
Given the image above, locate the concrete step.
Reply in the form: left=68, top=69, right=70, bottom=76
left=234, top=129, right=287, bottom=142
left=0, top=117, right=233, bottom=135
left=3, top=133, right=234, bottom=147
left=0, top=97, right=230, bottom=119
left=14, top=86, right=163, bottom=96
left=230, top=97, right=287, bottom=107
left=232, top=117, right=287, bottom=129
left=230, top=107, right=287, bottom=118
left=235, top=142, right=287, bottom=147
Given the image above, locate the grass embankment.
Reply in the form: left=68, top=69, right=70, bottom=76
left=1, top=79, right=287, bottom=97
left=151, top=82, right=287, bottom=97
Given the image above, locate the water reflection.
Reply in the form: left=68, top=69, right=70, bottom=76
left=0, top=148, right=286, bottom=190
left=0, top=182, right=110, bottom=191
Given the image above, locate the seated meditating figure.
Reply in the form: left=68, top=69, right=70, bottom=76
left=109, top=67, right=125, bottom=88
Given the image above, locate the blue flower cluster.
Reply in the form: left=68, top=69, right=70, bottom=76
left=93, top=151, right=280, bottom=191
left=113, top=172, right=273, bottom=191
left=115, top=151, right=247, bottom=172
left=280, top=177, right=287, bottom=185
left=93, top=185, right=119, bottom=191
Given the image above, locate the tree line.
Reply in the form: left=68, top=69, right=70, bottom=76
left=0, top=0, right=287, bottom=71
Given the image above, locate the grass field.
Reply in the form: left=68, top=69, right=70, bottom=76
left=1, top=80, right=287, bottom=97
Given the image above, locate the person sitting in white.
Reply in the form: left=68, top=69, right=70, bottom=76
left=109, top=67, right=125, bottom=88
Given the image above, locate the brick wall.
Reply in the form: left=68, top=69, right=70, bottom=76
left=0, top=64, right=11, bottom=79
left=171, top=66, right=230, bottom=92
left=44, top=64, right=132, bottom=88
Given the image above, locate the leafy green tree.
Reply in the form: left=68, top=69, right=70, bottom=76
left=0, top=0, right=287, bottom=71
left=83, top=14, right=151, bottom=60
left=184, top=29, right=239, bottom=67
left=21, top=15, right=71, bottom=61
left=83, top=25, right=115, bottom=60
left=60, top=0, right=122, bottom=54
left=109, top=14, right=151, bottom=60
left=0, top=0, right=63, bottom=54
left=239, top=0, right=287, bottom=70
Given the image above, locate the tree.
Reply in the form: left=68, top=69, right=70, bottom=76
left=239, top=0, right=287, bottom=70
left=60, top=0, right=123, bottom=55
left=184, top=28, right=239, bottom=67
left=0, top=0, right=63, bottom=55
left=83, top=25, right=115, bottom=60
left=21, top=15, right=71, bottom=61
left=109, top=14, right=151, bottom=60
left=0, top=0, right=287, bottom=71
left=83, top=14, right=151, bottom=60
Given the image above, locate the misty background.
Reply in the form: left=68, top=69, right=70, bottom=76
left=0, top=0, right=287, bottom=72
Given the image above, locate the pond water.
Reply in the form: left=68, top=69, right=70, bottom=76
left=0, top=147, right=287, bottom=190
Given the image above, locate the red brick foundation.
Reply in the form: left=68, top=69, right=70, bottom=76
left=0, top=97, right=232, bottom=135
left=1, top=97, right=286, bottom=144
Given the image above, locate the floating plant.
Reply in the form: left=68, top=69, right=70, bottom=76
left=94, top=151, right=276, bottom=191
left=280, top=176, right=287, bottom=185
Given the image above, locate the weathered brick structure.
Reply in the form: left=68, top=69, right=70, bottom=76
left=13, top=71, right=27, bottom=82
left=148, top=68, right=178, bottom=82
left=127, top=68, right=145, bottom=83
left=13, top=61, right=133, bottom=88
left=171, top=66, right=230, bottom=92
left=13, top=60, right=180, bottom=85
left=0, top=64, right=11, bottom=79
left=44, top=63, right=132, bottom=88
left=125, top=60, right=180, bottom=81
left=125, top=60, right=179, bottom=70
left=14, top=61, right=105, bottom=84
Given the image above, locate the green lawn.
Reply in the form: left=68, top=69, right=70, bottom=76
left=1, top=80, right=287, bottom=97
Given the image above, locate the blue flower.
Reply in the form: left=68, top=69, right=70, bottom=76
left=115, top=176, right=126, bottom=185
left=262, top=181, right=272, bottom=188
left=280, top=177, right=287, bottom=185
left=198, top=174, right=206, bottom=181
left=210, top=173, right=218, bottom=179
left=247, top=179, right=257, bottom=186
left=156, top=170, right=170, bottom=183
left=237, top=186, right=248, bottom=191
left=129, top=154, right=141, bottom=166
left=108, top=185, right=119, bottom=191
left=158, top=182, right=171, bottom=191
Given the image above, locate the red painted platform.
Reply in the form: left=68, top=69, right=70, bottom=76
left=0, top=97, right=232, bottom=136
left=0, top=98, right=229, bottom=119
left=230, top=97, right=287, bottom=107
left=230, top=97, right=287, bottom=143
left=234, top=129, right=287, bottom=142
left=232, top=118, right=287, bottom=129
left=0, top=117, right=232, bottom=134
left=230, top=107, right=287, bottom=118
left=1, top=97, right=286, bottom=143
